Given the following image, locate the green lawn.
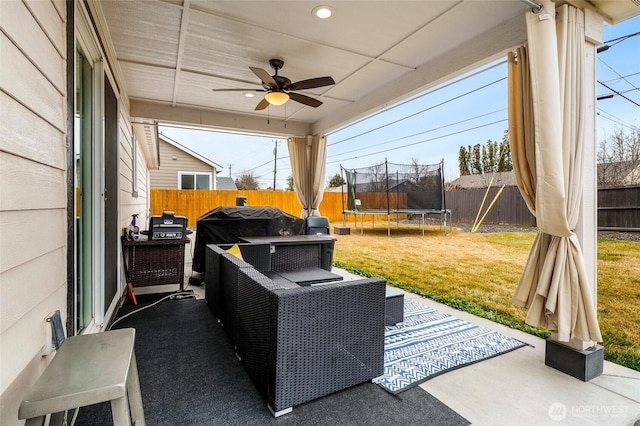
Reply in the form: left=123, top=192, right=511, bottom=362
left=332, top=223, right=640, bottom=372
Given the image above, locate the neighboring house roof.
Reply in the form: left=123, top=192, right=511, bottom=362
left=215, top=176, right=238, bottom=190
left=597, top=161, right=640, bottom=187
left=448, top=171, right=517, bottom=189
left=158, top=134, right=223, bottom=171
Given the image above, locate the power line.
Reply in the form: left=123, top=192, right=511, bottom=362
left=328, top=77, right=507, bottom=147
left=327, top=59, right=507, bottom=137
left=327, top=119, right=508, bottom=165
left=601, top=30, right=640, bottom=46
left=232, top=143, right=281, bottom=172
left=597, top=30, right=640, bottom=53
left=241, top=159, right=274, bottom=173
left=601, top=71, right=640, bottom=84
left=328, top=108, right=507, bottom=158
left=277, top=112, right=508, bottom=172
left=597, top=109, right=638, bottom=130
left=598, top=58, right=639, bottom=93
left=597, top=80, right=640, bottom=108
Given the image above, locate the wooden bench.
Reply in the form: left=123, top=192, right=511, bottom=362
left=19, top=328, right=145, bottom=425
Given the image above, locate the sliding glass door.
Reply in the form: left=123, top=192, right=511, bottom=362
left=75, top=48, right=95, bottom=332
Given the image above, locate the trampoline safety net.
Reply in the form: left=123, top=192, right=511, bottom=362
left=340, top=160, right=445, bottom=212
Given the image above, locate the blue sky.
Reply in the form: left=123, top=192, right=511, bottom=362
left=159, top=14, right=639, bottom=188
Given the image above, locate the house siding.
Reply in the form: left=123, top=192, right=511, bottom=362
left=0, top=1, right=151, bottom=424
left=120, top=106, right=150, bottom=227
left=150, top=139, right=216, bottom=189
left=0, top=0, right=68, bottom=423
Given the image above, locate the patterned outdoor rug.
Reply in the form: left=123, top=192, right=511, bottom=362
left=377, top=299, right=527, bottom=394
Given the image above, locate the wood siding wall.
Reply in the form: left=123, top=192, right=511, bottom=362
left=1, top=2, right=154, bottom=421
left=150, top=139, right=216, bottom=189
left=0, top=0, right=68, bottom=416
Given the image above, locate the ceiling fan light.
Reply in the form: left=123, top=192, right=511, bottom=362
left=312, top=5, right=334, bottom=19
left=265, top=91, right=289, bottom=106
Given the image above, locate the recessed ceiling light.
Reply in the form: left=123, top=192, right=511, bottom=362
left=243, top=92, right=255, bottom=98
left=312, top=5, right=334, bottom=19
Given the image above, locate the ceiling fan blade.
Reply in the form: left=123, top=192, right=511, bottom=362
left=289, top=92, right=323, bottom=108
left=289, top=76, right=335, bottom=91
left=212, top=88, right=265, bottom=92
left=254, top=98, right=270, bottom=111
left=249, top=67, right=277, bottom=87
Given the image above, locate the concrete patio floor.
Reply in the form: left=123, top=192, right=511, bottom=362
left=330, top=267, right=640, bottom=426
left=137, top=232, right=640, bottom=426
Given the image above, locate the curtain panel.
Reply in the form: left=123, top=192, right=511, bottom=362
left=508, top=1, right=602, bottom=343
left=288, top=135, right=327, bottom=218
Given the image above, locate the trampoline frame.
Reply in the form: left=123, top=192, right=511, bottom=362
left=342, top=209, right=452, bottom=236
left=340, top=160, right=450, bottom=236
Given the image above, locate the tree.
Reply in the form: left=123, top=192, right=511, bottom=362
left=235, top=172, right=259, bottom=190
left=328, top=173, right=345, bottom=188
left=497, top=130, right=512, bottom=172
left=471, top=144, right=482, bottom=174
left=366, top=163, right=387, bottom=191
left=457, top=131, right=513, bottom=175
left=458, top=146, right=470, bottom=176
left=286, top=175, right=295, bottom=191
left=597, top=127, right=640, bottom=186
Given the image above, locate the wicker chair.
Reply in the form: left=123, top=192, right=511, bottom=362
left=204, top=244, right=386, bottom=416
left=236, top=268, right=385, bottom=416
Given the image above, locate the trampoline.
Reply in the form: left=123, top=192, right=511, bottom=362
left=340, top=160, right=451, bottom=236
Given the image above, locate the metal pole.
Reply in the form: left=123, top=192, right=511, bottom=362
left=272, top=140, right=277, bottom=190
left=519, top=0, right=542, bottom=13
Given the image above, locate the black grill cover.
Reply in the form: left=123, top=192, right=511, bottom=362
left=192, top=206, right=305, bottom=272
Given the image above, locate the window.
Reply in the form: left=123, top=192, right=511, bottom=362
left=179, top=172, right=212, bottom=190
left=131, top=131, right=139, bottom=197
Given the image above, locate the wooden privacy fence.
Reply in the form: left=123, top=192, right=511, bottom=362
left=447, top=185, right=640, bottom=230
left=151, top=190, right=347, bottom=226
left=445, top=187, right=536, bottom=227
left=598, top=185, right=640, bottom=231
left=152, top=186, right=640, bottom=230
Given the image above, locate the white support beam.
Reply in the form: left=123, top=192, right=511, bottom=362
left=130, top=100, right=312, bottom=137
left=571, top=7, right=603, bottom=351
left=172, top=0, right=191, bottom=107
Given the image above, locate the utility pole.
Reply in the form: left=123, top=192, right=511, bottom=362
left=228, top=163, right=232, bottom=178
left=272, top=140, right=278, bottom=191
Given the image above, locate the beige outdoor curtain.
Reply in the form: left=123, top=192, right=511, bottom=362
left=508, top=1, right=602, bottom=343
left=288, top=135, right=327, bottom=218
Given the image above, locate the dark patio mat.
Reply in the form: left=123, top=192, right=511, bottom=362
left=75, top=298, right=469, bottom=426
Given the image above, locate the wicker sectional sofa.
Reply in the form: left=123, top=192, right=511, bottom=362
left=204, top=244, right=386, bottom=416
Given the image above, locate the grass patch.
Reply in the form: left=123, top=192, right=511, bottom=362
left=332, top=222, right=640, bottom=372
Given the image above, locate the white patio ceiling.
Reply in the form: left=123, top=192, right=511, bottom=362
left=96, top=0, right=639, bottom=140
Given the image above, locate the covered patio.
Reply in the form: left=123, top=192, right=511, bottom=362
left=2, top=0, right=640, bottom=424
left=75, top=239, right=640, bottom=425
left=101, top=0, right=634, bottom=381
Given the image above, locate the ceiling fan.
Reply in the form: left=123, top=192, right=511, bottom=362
left=212, top=59, right=335, bottom=111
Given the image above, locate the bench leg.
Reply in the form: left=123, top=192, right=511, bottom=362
left=24, top=417, right=45, bottom=426
left=50, top=411, right=67, bottom=426
left=127, top=351, right=146, bottom=426
left=111, top=395, right=132, bottom=426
